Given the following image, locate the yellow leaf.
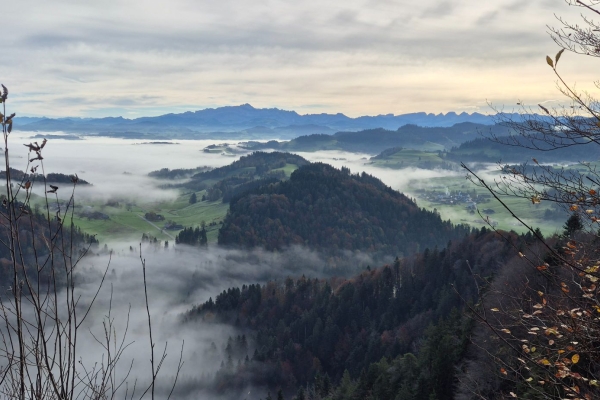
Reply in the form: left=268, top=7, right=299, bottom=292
left=546, top=55, right=554, bottom=67
left=572, top=354, right=580, bottom=364
left=540, top=358, right=551, bottom=366
left=585, top=265, right=599, bottom=273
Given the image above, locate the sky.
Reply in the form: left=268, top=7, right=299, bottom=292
left=2, top=0, right=598, bottom=118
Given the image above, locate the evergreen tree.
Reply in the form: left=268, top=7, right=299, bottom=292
left=563, top=213, right=583, bottom=237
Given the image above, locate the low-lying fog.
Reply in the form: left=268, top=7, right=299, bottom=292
left=3, top=132, right=482, bottom=399
left=73, top=244, right=376, bottom=399
left=8, top=131, right=465, bottom=203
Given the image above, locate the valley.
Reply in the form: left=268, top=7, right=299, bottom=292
left=3, top=118, right=592, bottom=400
left=15, top=126, right=575, bottom=246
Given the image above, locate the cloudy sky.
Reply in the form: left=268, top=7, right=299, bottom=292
left=2, top=0, right=597, bottom=118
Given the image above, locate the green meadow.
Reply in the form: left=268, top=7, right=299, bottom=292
left=63, top=162, right=301, bottom=244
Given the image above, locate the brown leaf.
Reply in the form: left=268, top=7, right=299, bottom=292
left=555, top=48, right=565, bottom=64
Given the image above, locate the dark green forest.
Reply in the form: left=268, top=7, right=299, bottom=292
left=187, top=228, right=535, bottom=399
left=0, top=168, right=90, bottom=185
left=179, top=151, right=309, bottom=194
left=0, top=198, right=98, bottom=284
left=447, top=133, right=600, bottom=163
left=241, top=122, right=512, bottom=153
left=218, top=163, right=472, bottom=257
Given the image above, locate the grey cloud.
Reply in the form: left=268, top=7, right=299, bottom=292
left=0, top=0, right=594, bottom=117
left=421, top=1, right=456, bottom=18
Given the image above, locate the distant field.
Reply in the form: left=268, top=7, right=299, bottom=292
left=61, top=192, right=229, bottom=244
left=369, top=148, right=460, bottom=170
left=369, top=149, right=455, bottom=169
left=405, top=173, right=564, bottom=237
left=271, top=163, right=299, bottom=177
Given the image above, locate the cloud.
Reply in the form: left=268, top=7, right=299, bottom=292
left=1, top=0, right=596, bottom=118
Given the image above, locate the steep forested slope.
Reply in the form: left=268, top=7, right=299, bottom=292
left=187, top=229, right=526, bottom=399
left=218, top=163, right=472, bottom=256
left=0, top=203, right=98, bottom=284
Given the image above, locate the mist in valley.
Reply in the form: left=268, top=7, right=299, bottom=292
left=3, top=131, right=501, bottom=399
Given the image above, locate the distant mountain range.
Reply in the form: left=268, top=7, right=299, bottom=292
left=14, top=104, right=525, bottom=140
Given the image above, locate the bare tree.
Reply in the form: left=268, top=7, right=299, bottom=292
left=0, top=86, right=183, bottom=399
left=460, top=2, right=600, bottom=399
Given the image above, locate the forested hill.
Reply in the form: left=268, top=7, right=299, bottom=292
left=218, top=163, right=472, bottom=256
left=448, top=134, right=600, bottom=163
left=187, top=229, right=525, bottom=399
left=191, top=151, right=309, bottom=181
left=180, top=151, right=310, bottom=197
left=240, top=122, right=512, bottom=153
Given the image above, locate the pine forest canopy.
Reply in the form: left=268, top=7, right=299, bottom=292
left=218, top=162, right=473, bottom=257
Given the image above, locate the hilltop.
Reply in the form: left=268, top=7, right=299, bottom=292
left=218, top=162, right=472, bottom=256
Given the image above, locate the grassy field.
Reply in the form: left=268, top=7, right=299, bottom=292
left=406, top=174, right=564, bottom=237
left=271, top=163, right=299, bottom=177
left=369, top=149, right=454, bottom=169
left=60, top=162, right=302, bottom=244
left=450, top=143, right=504, bottom=159
left=58, top=191, right=229, bottom=244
